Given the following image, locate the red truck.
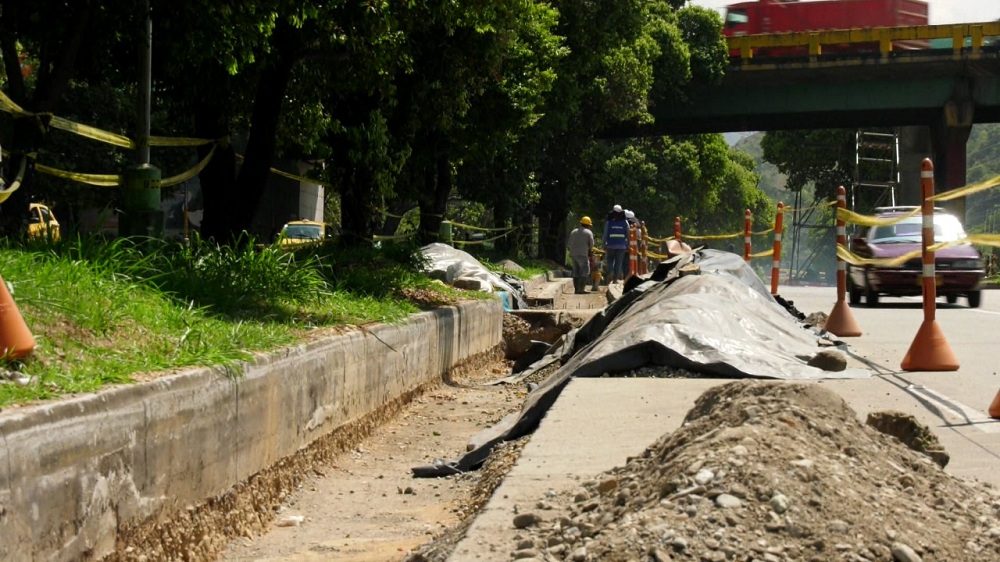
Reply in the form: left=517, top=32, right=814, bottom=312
left=723, top=0, right=929, bottom=56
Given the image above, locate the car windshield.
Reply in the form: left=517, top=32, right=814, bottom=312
left=283, top=225, right=321, bottom=239
left=869, top=215, right=966, bottom=244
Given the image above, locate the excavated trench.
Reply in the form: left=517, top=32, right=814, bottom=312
left=206, top=279, right=594, bottom=561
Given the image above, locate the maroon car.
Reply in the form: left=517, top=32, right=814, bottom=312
left=847, top=208, right=984, bottom=307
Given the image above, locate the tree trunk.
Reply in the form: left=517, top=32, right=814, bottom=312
left=417, top=153, right=451, bottom=245
left=193, top=80, right=238, bottom=243
left=378, top=199, right=415, bottom=237
left=339, top=166, right=378, bottom=246
left=230, top=22, right=300, bottom=239
left=536, top=180, right=568, bottom=263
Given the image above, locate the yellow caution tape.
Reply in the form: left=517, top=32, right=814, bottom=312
left=234, top=154, right=327, bottom=187
left=269, top=166, right=325, bottom=186
left=784, top=200, right=836, bottom=213
left=33, top=163, right=121, bottom=187
left=646, top=250, right=670, bottom=260
left=161, top=144, right=217, bottom=187
left=834, top=242, right=960, bottom=268
left=48, top=116, right=134, bottom=149
left=0, top=90, right=26, bottom=115
left=963, top=233, right=1000, bottom=248
left=0, top=158, right=28, bottom=204
left=453, top=227, right=519, bottom=246
left=1, top=89, right=214, bottom=149
left=837, top=206, right=920, bottom=227
left=32, top=144, right=217, bottom=188
left=444, top=220, right=514, bottom=233
left=928, top=173, right=1000, bottom=202
left=149, top=136, right=215, bottom=147
left=749, top=248, right=774, bottom=259
left=685, top=231, right=743, bottom=241
left=752, top=227, right=775, bottom=236
left=646, top=234, right=673, bottom=243
left=372, top=231, right=416, bottom=242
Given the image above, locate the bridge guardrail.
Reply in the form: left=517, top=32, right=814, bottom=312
left=728, top=22, right=1000, bottom=63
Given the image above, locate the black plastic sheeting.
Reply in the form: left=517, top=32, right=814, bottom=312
left=421, top=243, right=528, bottom=309
left=412, top=249, right=869, bottom=477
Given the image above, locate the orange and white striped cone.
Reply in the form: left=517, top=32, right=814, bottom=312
left=770, top=202, right=784, bottom=295
left=901, top=159, right=958, bottom=371
left=826, top=187, right=862, bottom=337
left=989, top=389, right=1000, bottom=419
left=628, top=227, right=638, bottom=277
left=743, top=209, right=752, bottom=262
left=0, top=275, right=35, bottom=359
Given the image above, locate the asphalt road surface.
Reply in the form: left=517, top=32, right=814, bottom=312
left=780, top=284, right=1000, bottom=482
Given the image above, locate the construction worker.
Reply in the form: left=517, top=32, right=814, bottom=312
left=568, top=216, right=595, bottom=294
left=603, top=205, right=628, bottom=283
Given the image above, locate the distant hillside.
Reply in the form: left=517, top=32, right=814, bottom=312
left=966, top=123, right=1000, bottom=231
left=733, top=132, right=789, bottom=204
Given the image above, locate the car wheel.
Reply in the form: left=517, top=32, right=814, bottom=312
left=967, top=290, right=982, bottom=308
left=945, top=294, right=958, bottom=305
left=848, top=281, right=861, bottom=305
left=865, top=285, right=879, bottom=306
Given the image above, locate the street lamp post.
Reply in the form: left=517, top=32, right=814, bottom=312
left=119, top=0, right=163, bottom=237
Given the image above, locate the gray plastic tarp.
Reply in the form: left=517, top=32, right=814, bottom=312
left=412, top=249, right=869, bottom=476
left=420, top=243, right=527, bottom=308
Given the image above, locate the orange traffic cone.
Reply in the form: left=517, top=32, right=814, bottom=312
left=989, top=389, right=1000, bottom=419
left=900, top=319, right=958, bottom=371
left=0, top=275, right=35, bottom=359
left=826, top=300, right=861, bottom=337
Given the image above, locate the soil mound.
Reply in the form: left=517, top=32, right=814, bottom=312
left=510, top=381, right=1000, bottom=561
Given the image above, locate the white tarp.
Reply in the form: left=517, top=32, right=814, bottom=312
left=420, top=243, right=527, bottom=308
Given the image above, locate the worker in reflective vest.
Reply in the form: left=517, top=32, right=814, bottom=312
left=603, top=204, right=629, bottom=283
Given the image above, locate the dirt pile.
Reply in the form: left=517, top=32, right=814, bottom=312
left=509, top=381, right=1000, bottom=561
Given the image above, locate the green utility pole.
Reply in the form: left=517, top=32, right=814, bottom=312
left=119, top=0, right=163, bottom=237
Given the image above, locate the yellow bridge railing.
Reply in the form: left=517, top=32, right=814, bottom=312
left=727, top=22, right=1000, bottom=63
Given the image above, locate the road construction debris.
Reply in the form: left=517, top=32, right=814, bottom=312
left=507, top=381, right=1000, bottom=561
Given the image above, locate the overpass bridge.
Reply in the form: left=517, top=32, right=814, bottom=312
left=633, top=22, right=1000, bottom=212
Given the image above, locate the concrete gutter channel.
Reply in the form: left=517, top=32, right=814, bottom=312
left=0, top=299, right=503, bottom=561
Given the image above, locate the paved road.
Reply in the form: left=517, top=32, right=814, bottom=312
left=450, top=285, right=1000, bottom=561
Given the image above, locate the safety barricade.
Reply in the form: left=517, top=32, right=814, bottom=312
left=825, top=187, right=862, bottom=337
left=770, top=203, right=784, bottom=296
left=743, top=209, right=752, bottom=262
left=628, top=226, right=638, bottom=277
left=900, top=159, right=958, bottom=371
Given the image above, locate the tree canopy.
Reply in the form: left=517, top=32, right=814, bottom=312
left=0, top=0, right=767, bottom=261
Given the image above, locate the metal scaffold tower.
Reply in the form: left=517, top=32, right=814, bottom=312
left=787, top=189, right=832, bottom=283
left=852, top=129, right=900, bottom=213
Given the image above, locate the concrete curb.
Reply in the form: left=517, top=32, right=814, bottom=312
left=0, top=299, right=502, bottom=561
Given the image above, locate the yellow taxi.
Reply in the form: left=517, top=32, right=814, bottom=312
left=277, top=219, right=325, bottom=246
left=27, top=203, right=60, bottom=241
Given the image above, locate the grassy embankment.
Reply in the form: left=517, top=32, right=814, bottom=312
left=0, top=236, right=474, bottom=408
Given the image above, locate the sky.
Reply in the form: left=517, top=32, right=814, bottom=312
left=688, top=0, right=1000, bottom=25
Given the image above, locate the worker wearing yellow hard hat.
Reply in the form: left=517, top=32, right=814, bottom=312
left=568, top=215, right=595, bottom=294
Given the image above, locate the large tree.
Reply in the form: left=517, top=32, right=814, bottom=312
left=529, top=2, right=730, bottom=261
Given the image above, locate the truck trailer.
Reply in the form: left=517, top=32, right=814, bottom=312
left=723, top=0, right=928, bottom=36
left=723, top=0, right=929, bottom=57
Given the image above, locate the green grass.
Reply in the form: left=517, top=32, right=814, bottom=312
left=0, top=236, right=467, bottom=407
left=480, top=257, right=552, bottom=281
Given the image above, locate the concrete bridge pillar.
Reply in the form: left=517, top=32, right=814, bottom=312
left=898, top=126, right=931, bottom=207
left=930, top=98, right=974, bottom=220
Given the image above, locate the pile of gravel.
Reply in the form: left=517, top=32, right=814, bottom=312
left=509, top=381, right=1000, bottom=561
